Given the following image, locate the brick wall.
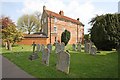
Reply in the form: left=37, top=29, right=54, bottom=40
left=47, top=17, right=84, bottom=44
left=17, top=38, right=48, bottom=45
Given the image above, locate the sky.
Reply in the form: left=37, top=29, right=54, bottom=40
left=0, top=0, right=119, bottom=34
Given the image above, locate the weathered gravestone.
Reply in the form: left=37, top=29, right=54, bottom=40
left=36, top=44, right=41, bottom=52
left=55, top=43, right=62, bottom=53
left=77, top=43, right=81, bottom=52
left=29, top=42, right=39, bottom=60
left=72, top=44, right=76, bottom=51
left=55, top=42, right=65, bottom=53
left=41, top=44, right=45, bottom=52
left=29, top=52, right=39, bottom=60
left=42, top=48, right=50, bottom=66
left=84, top=40, right=87, bottom=53
left=56, top=51, right=70, bottom=74
left=85, top=40, right=91, bottom=53
left=89, top=41, right=93, bottom=54
left=84, top=40, right=97, bottom=55
left=90, top=47, right=97, bottom=55
left=47, top=44, right=52, bottom=53
left=61, top=42, right=65, bottom=51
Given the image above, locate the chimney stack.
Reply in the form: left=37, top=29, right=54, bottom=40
left=77, top=18, right=79, bottom=21
left=59, top=10, right=64, bottom=16
left=43, top=5, right=46, bottom=11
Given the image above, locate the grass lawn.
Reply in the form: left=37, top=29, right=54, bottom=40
left=1, top=45, right=118, bottom=78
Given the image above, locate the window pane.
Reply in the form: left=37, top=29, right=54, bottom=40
left=54, top=18, right=57, bottom=23
left=54, top=26, right=57, bottom=33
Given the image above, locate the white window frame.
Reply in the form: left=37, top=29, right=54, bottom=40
left=54, top=26, right=57, bottom=33
left=54, top=17, right=57, bottom=23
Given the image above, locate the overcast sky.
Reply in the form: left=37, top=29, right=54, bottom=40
left=1, top=0, right=119, bottom=34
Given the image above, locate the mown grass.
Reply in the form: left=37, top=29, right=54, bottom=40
left=1, top=45, right=118, bottom=78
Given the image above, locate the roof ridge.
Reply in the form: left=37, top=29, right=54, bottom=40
left=45, top=9, right=84, bottom=26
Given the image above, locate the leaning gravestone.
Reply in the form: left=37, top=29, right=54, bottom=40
left=36, top=44, right=41, bottom=52
left=42, top=48, right=50, bottom=66
left=47, top=44, right=52, bottom=53
left=72, top=44, right=76, bottom=51
left=56, top=51, right=70, bottom=74
left=55, top=43, right=62, bottom=53
left=77, top=43, right=81, bottom=52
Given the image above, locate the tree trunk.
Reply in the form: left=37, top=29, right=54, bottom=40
left=7, top=40, right=12, bottom=51
left=5, top=42, right=7, bottom=49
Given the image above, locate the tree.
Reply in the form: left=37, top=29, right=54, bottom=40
left=89, top=14, right=120, bottom=51
left=1, top=16, right=23, bottom=50
left=61, top=30, right=71, bottom=46
left=34, top=11, right=42, bottom=32
left=84, top=34, right=90, bottom=41
left=17, top=14, right=41, bottom=34
left=0, top=16, right=13, bottom=29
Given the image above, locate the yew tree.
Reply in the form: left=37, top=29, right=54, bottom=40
left=61, top=30, right=71, bottom=46
left=89, top=14, right=120, bottom=51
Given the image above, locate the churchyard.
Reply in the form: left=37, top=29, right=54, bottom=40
left=1, top=43, right=118, bottom=78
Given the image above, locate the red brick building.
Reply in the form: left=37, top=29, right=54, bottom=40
left=18, top=6, right=84, bottom=45
left=41, top=6, right=84, bottom=44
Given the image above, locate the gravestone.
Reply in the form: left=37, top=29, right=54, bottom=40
left=72, top=44, right=76, bottom=51
left=55, top=43, right=62, bottom=53
left=85, top=41, right=87, bottom=52
left=29, top=52, right=39, bottom=60
left=85, top=43, right=90, bottom=53
left=29, top=42, right=39, bottom=60
left=36, top=44, right=41, bottom=52
left=89, top=41, right=93, bottom=54
left=84, top=40, right=87, bottom=53
left=61, top=42, right=65, bottom=51
left=56, top=51, right=70, bottom=74
left=90, top=47, right=97, bottom=55
left=32, top=42, right=36, bottom=53
left=42, top=48, right=50, bottom=66
left=41, top=44, right=45, bottom=52
left=77, top=43, right=81, bottom=52
left=47, top=44, right=52, bottom=53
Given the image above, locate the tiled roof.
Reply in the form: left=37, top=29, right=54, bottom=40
left=24, top=33, right=48, bottom=38
left=45, top=10, right=84, bottom=26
